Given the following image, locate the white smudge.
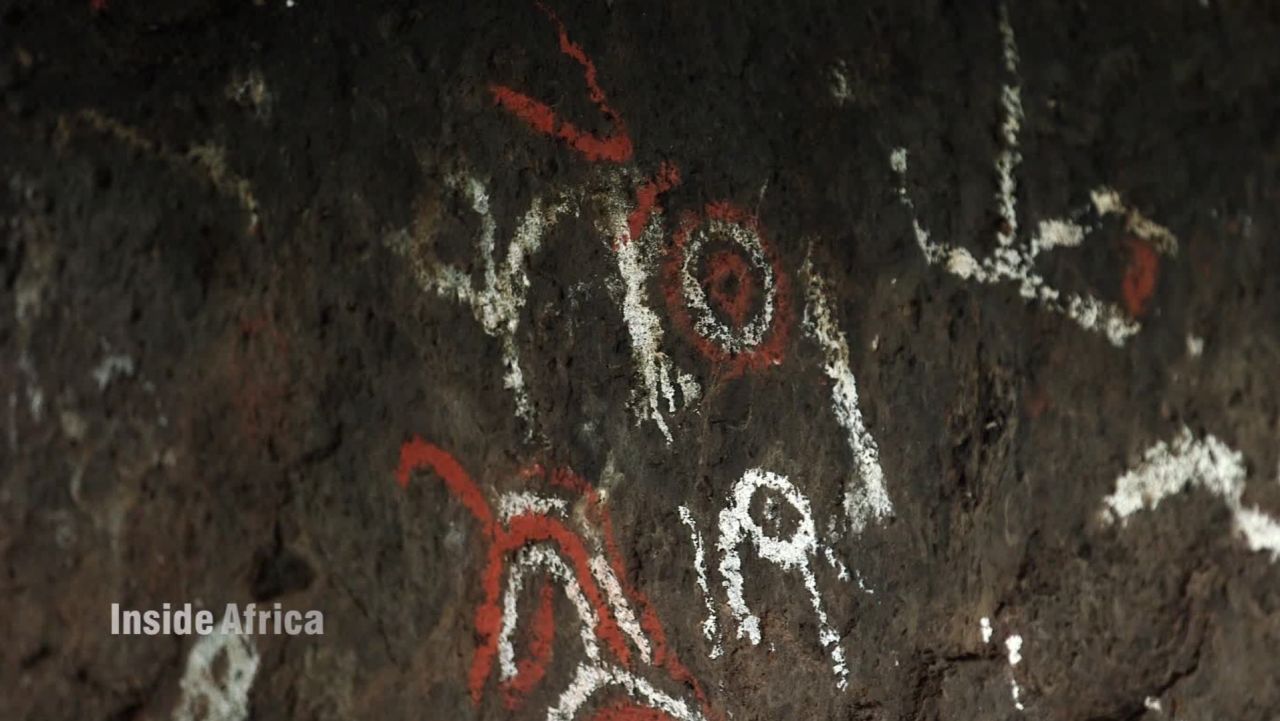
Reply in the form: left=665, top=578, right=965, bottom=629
left=1090, top=187, right=1179, bottom=255
left=388, top=170, right=575, bottom=440
left=1101, top=427, right=1280, bottom=560
left=1005, top=633, right=1025, bottom=711
left=980, top=616, right=993, bottom=644
left=1186, top=334, right=1204, bottom=358
left=678, top=505, right=722, bottom=658
left=829, top=61, right=853, bottom=105
left=717, top=468, right=849, bottom=689
left=993, top=1, right=1023, bottom=249
left=801, top=249, right=892, bottom=534
left=1144, top=696, right=1163, bottom=713
left=887, top=4, right=1178, bottom=347
left=1005, top=634, right=1023, bottom=665
left=92, top=354, right=135, bottom=391
left=172, top=632, right=260, bottom=721
left=18, top=353, right=43, bottom=421
left=821, top=544, right=851, bottom=582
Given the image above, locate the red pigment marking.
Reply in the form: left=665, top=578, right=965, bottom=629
left=501, top=577, right=556, bottom=707
left=590, top=701, right=679, bottom=721
left=468, top=511, right=634, bottom=702
left=1121, top=237, right=1159, bottom=318
left=90, top=0, right=107, bottom=10
left=619, top=162, right=682, bottom=248
left=396, top=436, right=495, bottom=535
left=489, top=2, right=632, bottom=163
left=704, top=250, right=757, bottom=327
left=663, top=202, right=792, bottom=379
left=549, top=466, right=719, bottom=721
left=395, top=442, right=720, bottom=721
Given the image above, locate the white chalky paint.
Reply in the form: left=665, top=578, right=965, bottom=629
left=497, top=492, right=569, bottom=521
left=1144, top=696, right=1163, bottom=713
left=498, top=545, right=602, bottom=682
left=1101, top=426, right=1280, bottom=559
left=717, top=469, right=850, bottom=689
left=1186, top=334, right=1204, bottom=357
left=498, top=487, right=652, bottom=663
left=172, top=631, right=260, bottom=721
left=92, top=353, right=135, bottom=391
left=679, top=218, right=777, bottom=354
left=679, top=505, right=722, bottom=658
left=1005, top=634, right=1023, bottom=665
left=980, top=617, right=993, bottom=644
left=388, top=170, right=575, bottom=439
left=601, top=183, right=700, bottom=442
left=1005, top=634, right=1025, bottom=711
left=801, top=250, right=893, bottom=534
left=993, top=1, right=1023, bottom=249
left=1090, top=187, right=1179, bottom=255
left=547, top=662, right=705, bottom=721
left=887, top=4, right=1178, bottom=347
left=821, top=544, right=851, bottom=582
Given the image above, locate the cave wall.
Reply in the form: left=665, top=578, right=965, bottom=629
left=2, top=1, right=1280, bottom=720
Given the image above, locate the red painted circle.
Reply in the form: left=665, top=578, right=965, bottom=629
left=663, top=202, right=791, bottom=377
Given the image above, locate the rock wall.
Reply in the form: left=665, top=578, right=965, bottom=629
left=2, top=1, right=1279, bottom=720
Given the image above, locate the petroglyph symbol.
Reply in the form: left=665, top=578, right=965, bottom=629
left=1101, top=426, right=1280, bottom=560
left=387, top=171, right=576, bottom=440
left=888, top=3, right=1178, bottom=346
left=664, top=203, right=793, bottom=377
left=396, top=438, right=718, bottom=721
left=679, top=469, right=860, bottom=691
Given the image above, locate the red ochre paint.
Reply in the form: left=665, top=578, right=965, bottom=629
left=590, top=700, right=680, bottom=721
left=1121, top=237, right=1159, bottom=318
left=664, top=202, right=792, bottom=379
left=395, top=440, right=721, bottom=721
left=489, top=2, right=632, bottom=163
left=501, top=577, right=556, bottom=707
left=620, top=162, right=682, bottom=248
left=90, top=0, right=107, bottom=11
left=704, top=250, right=757, bottom=327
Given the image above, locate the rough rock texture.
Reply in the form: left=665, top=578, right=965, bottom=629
left=2, top=1, right=1279, bottom=720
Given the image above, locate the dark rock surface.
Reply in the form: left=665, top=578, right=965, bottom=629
left=2, top=1, right=1279, bottom=720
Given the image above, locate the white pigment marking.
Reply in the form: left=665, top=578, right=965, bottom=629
left=1144, top=696, right=1163, bottom=713
left=497, top=492, right=569, bottom=522
left=679, top=218, right=776, bottom=354
left=388, top=170, right=575, bottom=440
left=717, top=468, right=850, bottom=689
left=1005, top=634, right=1022, bottom=665
left=172, top=632, right=260, bottom=721
left=1100, top=427, right=1280, bottom=558
left=679, top=505, right=722, bottom=658
left=802, top=249, right=892, bottom=534
left=1186, top=334, right=1204, bottom=358
left=601, top=180, right=699, bottom=443
left=980, top=617, right=993, bottom=644
left=498, top=545, right=601, bottom=682
left=886, top=5, right=1179, bottom=347
left=547, top=662, right=705, bottom=721
left=92, top=354, right=135, bottom=391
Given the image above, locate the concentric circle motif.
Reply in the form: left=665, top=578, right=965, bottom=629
left=664, top=202, right=791, bottom=376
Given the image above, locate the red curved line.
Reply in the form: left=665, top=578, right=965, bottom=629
left=489, top=2, right=633, bottom=163
left=396, top=436, right=495, bottom=535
